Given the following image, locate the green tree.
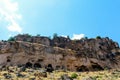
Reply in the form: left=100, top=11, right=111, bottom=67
left=36, top=34, right=40, bottom=37
left=8, top=37, right=15, bottom=41
left=67, top=35, right=70, bottom=39
left=53, top=33, right=58, bottom=38
left=96, top=36, right=101, bottom=39
left=84, top=37, right=88, bottom=39
left=26, top=34, right=32, bottom=37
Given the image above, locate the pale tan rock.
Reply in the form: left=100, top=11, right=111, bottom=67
left=0, top=36, right=119, bottom=71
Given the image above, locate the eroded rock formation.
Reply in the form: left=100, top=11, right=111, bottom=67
left=0, top=34, right=120, bottom=71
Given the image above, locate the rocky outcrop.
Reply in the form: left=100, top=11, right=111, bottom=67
left=0, top=34, right=120, bottom=71
left=14, top=34, right=51, bottom=46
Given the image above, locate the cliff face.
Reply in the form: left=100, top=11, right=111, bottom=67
left=0, top=34, right=120, bottom=71
left=14, top=34, right=51, bottom=46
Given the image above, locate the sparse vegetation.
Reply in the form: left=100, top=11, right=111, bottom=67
left=71, top=73, right=78, bottom=79
left=8, top=37, right=15, bottom=41
left=26, top=33, right=32, bottom=37
left=53, top=33, right=58, bottom=38
left=36, top=34, right=40, bottom=37
left=84, top=36, right=88, bottom=39
left=96, top=36, right=101, bottom=39
left=1, top=34, right=120, bottom=80
left=0, top=66, right=119, bottom=80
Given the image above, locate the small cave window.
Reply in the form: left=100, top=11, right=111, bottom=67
left=48, top=64, right=53, bottom=67
left=38, top=59, right=43, bottom=62
left=31, top=60, right=35, bottom=62
left=99, top=46, right=102, bottom=49
left=67, top=65, right=69, bottom=68
left=75, top=66, right=78, bottom=67
left=7, top=59, right=11, bottom=62
left=77, top=48, right=80, bottom=51
left=55, top=65, right=61, bottom=70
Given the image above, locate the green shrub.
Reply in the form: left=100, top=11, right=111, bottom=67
left=26, top=34, right=32, bottom=37
left=96, top=36, right=101, bottom=39
left=90, top=76, right=98, bottom=80
left=8, top=37, right=15, bottom=41
left=36, top=34, right=40, bottom=37
left=71, top=73, right=78, bottom=79
left=53, top=33, right=58, bottom=38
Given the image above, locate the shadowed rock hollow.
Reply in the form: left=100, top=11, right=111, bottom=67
left=0, top=34, right=120, bottom=71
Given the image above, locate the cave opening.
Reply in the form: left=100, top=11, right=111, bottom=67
left=92, top=64, right=104, bottom=71
left=25, top=62, right=33, bottom=68
left=38, top=59, right=43, bottom=62
left=34, top=63, right=41, bottom=68
left=7, top=59, right=11, bottom=62
left=76, top=65, right=89, bottom=72
left=55, top=65, right=61, bottom=70
left=46, top=64, right=54, bottom=72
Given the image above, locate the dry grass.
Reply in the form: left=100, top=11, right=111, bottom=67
left=0, top=67, right=119, bottom=80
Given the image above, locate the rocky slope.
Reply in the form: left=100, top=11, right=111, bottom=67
left=0, top=34, right=120, bottom=71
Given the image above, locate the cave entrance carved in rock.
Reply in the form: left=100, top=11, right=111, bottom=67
left=46, top=64, right=54, bottom=72
left=7, top=59, right=11, bottom=62
left=91, top=63, right=104, bottom=71
left=25, top=62, right=33, bottom=68
left=76, top=65, right=89, bottom=72
left=34, top=63, right=41, bottom=68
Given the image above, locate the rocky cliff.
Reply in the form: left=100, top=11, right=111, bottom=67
left=0, top=34, right=120, bottom=71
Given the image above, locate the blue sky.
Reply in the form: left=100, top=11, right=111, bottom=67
left=0, top=0, right=120, bottom=44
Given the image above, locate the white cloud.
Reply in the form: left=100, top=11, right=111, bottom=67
left=8, top=34, right=12, bottom=37
left=7, top=20, right=22, bottom=33
left=0, top=0, right=22, bottom=33
left=61, top=35, right=68, bottom=38
left=72, top=34, right=85, bottom=40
